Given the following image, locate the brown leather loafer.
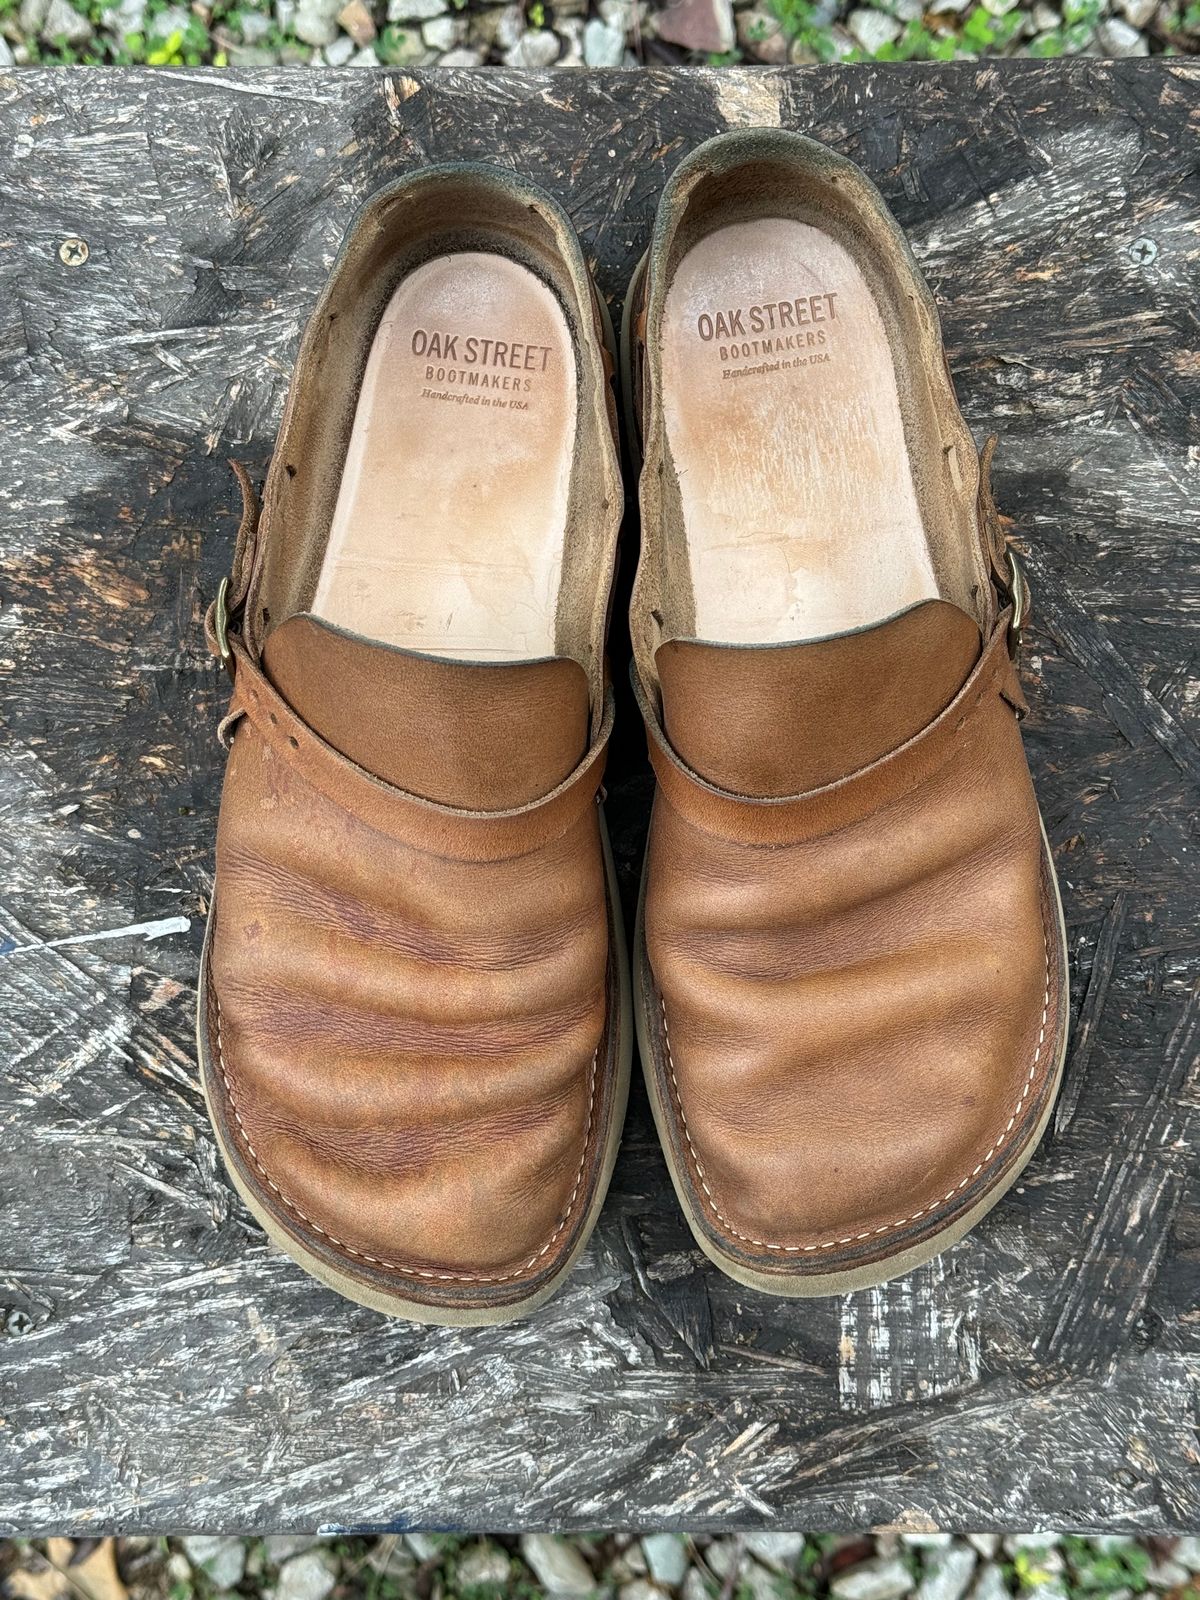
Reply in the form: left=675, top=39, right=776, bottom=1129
left=625, top=130, right=1069, bottom=1296
left=199, top=166, right=629, bottom=1324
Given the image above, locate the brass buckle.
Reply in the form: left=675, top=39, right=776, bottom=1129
left=214, top=576, right=234, bottom=678
left=1005, top=545, right=1028, bottom=658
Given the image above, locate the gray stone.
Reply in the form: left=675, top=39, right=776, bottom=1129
left=439, top=42, right=483, bottom=58
left=917, top=1548, right=976, bottom=1600
left=277, top=1551, right=338, bottom=1600
left=639, top=1536, right=687, bottom=1586
left=1004, top=1540, right=1061, bottom=1556
left=421, top=13, right=461, bottom=45
left=1117, top=0, right=1155, bottom=24
left=927, top=0, right=971, bottom=14
left=456, top=1546, right=512, bottom=1589
left=520, top=1536, right=596, bottom=1596
left=740, top=1561, right=785, bottom=1600
left=323, top=29, right=355, bottom=58
left=1176, top=1543, right=1200, bottom=1575
left=274, top=0, right=295, bottom=26
left=293, top=0, right=340, bottom=44
left=100, top=0, right=146, bottom=38
left=405, top=1536, right=441, bottom=1562
left=501, top=23, right=558, bottom=60
left=683, top=1571, right=714, bottom=1600
left=846, top=5, right=901, bottom=48
left=556, top=16, right=584, bottom=63
left=470, top=0, right=521, bottom=46
left=386, top=0, right=446, bottom=19
left=705, top=1544, right=743, bottom=1580
left=831, top=1559, right=916, bottom=1600
left=17, top=0, right=49, bottom=34
left=238, top=9, right=271, bottom=39
left=40, top=0, right=93, bottom=39
left=598, top=0, right=640, bottom=23
left=182, top=1539, right=247, bottom=1592
left=970, top=1566, right=1009, bottom=1600
left=166, top=1555, right=192, bottom=1585
left=227, top=38, right=279, bottom=56
left=1144, top=1561, right=1189, bottom=1590
left=266, top=1540, right=322, bottom=1564
left=744, top=1535, right=806, bottom=1574
left=903, top=1537, right=954, bottom=1551
left=0, top=9, right=19, bottom=46
left=582, top=14, right=624, bottom=60
left=1096, top=13, right=1148, bottom=46
left=146, top=2, right=188, bottom=32
left=966, top=1541, right=1000, bottom=1562
left=620, top=1585, right=661, bottom=1600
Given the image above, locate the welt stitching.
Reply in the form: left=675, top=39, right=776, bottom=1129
left=214, top=991, right=597, bottom=1284
left=659, top=916, right=1052, bottom=1254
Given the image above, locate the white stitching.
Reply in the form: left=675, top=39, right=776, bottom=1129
left=659, top=919, right=1053, bottom=1254
left=214, top=993, right=598, bottom=1284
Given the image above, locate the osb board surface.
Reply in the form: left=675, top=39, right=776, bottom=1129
left=0, top=64, right=1197, bottom=1533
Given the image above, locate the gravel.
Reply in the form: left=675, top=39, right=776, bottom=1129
left=831, top=1557, right=916, bottom=1600
left=455, top=1542, right=513, bottom=1588
left=180, top=1538, right=247, bottom=1590
left=583, top=14, right=625, bottom=59
left=1096, top=13, right=1150, bottom=45
left=6, top=1531, right=1196, bottom=1600
left=745, top=1534, right=808, bottom=1572
left=519, top=1534, right=597, bottom=1595
left=916, top=1547, right=977, bottom=1600
left=846, top=4, right=901, bottom=45
left=276, top=1550, right=339, bottom=1600
left=642, top=1535, right=690, bottom=1588
left=0, top=0, right=1191, bottom=71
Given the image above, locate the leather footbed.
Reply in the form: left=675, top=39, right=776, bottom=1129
left=314, top=251, right=577, bottom=659
left=661, top=218, right=939, bottom=643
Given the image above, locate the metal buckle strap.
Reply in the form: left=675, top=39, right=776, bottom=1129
left=978, top=436, right=1031, bottom=660
left=206, top=460, right=261, bottom=683
left=1002, top=544, right=1030, bottom=661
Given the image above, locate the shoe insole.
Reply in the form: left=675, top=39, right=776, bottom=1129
left=661, top=218, right=938, bottom=643
left=314, top=252, right=577, bottom=659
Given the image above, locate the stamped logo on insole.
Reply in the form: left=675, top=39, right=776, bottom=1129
left=411, top=326, right=553, bottom=409
left=695, top=291, right=839, bottom=379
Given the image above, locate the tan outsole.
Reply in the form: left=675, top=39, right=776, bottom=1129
left=633, top=804, right=1069, bottom=1300
left=197, top=811, right=633, bottom=1327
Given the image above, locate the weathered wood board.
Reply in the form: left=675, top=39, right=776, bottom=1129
left=0, top=63, right=1197, bottom=1535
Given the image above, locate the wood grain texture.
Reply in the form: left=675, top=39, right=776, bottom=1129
left=0, top=62, right=1197, bottom=1536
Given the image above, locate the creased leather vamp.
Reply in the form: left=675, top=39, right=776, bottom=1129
left=638, top=605, right=1065, bottom=1279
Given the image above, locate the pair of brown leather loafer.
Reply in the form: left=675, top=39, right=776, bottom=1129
left=199, top=133, right=1069, bottom=1325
